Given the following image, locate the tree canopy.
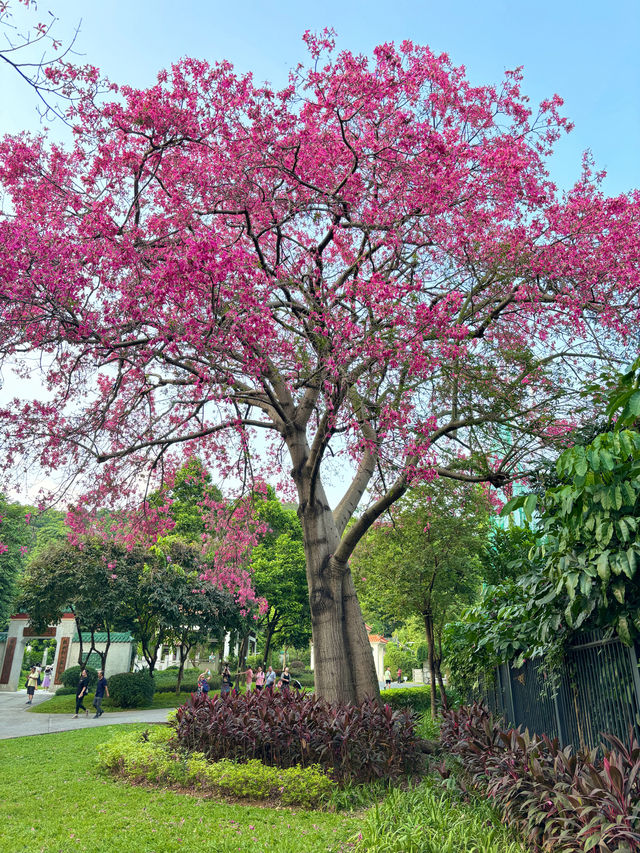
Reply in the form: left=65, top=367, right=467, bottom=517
left=1, top=37, right=639, bottom=700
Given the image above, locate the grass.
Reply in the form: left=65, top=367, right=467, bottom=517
left=353, top=777, right=529, bottom=853
left=28, top=691, right=193, bottom=714
left=0, top=725, right=358, bottom=853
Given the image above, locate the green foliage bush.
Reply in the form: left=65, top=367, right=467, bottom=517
left=60, top=665, right=98, bottom=690
left=97, top=727, right=336, bottom=807
left=384, top=685, right=464, bottom=714
left=108, top=671, right=155, bottom=708
left=383, top=686, right=432, bottom=713
left=383, top=644, right=417, bottom=674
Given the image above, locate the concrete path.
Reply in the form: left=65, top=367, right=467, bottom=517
left=0, top=690, right=172, bottom=740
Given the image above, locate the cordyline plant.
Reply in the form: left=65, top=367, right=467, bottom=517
left=442, top=703, right=640, bottom=852
left=173, top=689, right=422, bottom=784
left=1, top=32, right=639, bottom=703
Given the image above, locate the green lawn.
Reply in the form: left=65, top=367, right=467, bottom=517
left=0, top=726, right=358, bottom=853
left=28, top=691, right=193, bottom=714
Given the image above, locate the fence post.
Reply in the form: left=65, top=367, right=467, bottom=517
left=552, top=685, right=566, bottom=748
left=503, top=663, right=516, bottom=726
left=628, top=643, right=640, bottom=736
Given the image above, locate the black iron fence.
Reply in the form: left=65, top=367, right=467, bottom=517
left=477, top=630, right=640, bottom=750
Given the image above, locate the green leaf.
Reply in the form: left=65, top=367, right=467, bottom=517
left=596, top=552, right=610, bottom=583
left=617, top=615, right=632, bottom=645
left=600, top=450, right=615, bottom=471
left=523, top=493, right=537, bottom=521
left=565, top=572, right=579, bottom=600
left=500, top=495, right=525, bottom=517
left=612, top=580, right=626, bottom=604
left=627, top=547, right=637, bottom=577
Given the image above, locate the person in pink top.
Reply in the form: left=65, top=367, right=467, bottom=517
left=244, top=665, right=254, bottom=691
left=255, top=666, right=265, bottom=691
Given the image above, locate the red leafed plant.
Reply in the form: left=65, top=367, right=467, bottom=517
left=441, top=704, right=640, bottom=852
left=173, top=689, right=422, bottom=784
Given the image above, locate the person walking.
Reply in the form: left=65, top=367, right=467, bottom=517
left=73, top=668, right=89, bottom=717
left=397, top=668, right=403, bottom=684
left=220, top=663, right=233, bottom=696
left=280, top=666, right=291, bottom=691
left=265, top=666, right=276, bottom=692
left=93, top=670, right=109, bottom=718
left=384, top=668, right=392, bottom=689
left=42, top=665, right=53, bottom=692
left=25, top=667, right=38, bottom=704
left=255, top=666, right=265, bottom=692
left=243, top=665, right=254, bottom=692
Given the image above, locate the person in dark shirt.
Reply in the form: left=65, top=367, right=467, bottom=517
left=221, top=663, right=232, bottom=696
left=73, top=669, right=89, bottom=717
left=93, top=670, right=109, bottom=718
left=280, top=667, right=291, bottom=691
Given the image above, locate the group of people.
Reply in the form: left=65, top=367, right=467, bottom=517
left=72, top=668, right=109, bottom=718
left=24, top=664, right=54, bottom=703
left=25, top=664, right=109, bottom=718
left=383, top=667, right=405, bottom=689
left=196, top=663, right=293, bottom=697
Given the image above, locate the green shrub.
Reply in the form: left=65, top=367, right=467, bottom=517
left=383, top=686, right=432, bottom=713
left=98, top=728, right=336, bottom=807
left=383, top=644, right=417, bottom=675
left=108, top=671, right=156, bottom=708
left=153, top=671, right=220, bottom=693
left=60, top=665, right=98, bottom=690
left=54, top=685, right=77, bottom=696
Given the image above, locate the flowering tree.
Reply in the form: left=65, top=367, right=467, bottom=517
left=1, top=34, right=639, bottom=702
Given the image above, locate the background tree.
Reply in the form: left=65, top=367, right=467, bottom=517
left=480, top=522, right=538, bottom=586
left=250, top=490, right=311, bottom=666
left=353, top=481, right=489, bottom=715
left=0, top=495, right=31, bottom=628
left=20, top=537, right=133, bottom=668
left=1, top=40, right=639, bottom=701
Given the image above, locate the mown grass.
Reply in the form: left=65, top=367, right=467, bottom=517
left=0, top=725, right=358, bottom=853
left=28, top=690, right=193, bottom=714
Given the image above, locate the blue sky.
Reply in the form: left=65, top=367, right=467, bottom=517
left=1, top=0, right=638, bottom=196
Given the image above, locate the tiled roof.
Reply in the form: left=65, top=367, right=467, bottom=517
left=72, top=632, right=134, bottom=644
left=368, top=633, right=388, bottom=644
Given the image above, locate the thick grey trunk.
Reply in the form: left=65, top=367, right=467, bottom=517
left=287, top=426, right=379, bottom=705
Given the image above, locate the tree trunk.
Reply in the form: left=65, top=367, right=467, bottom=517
left=176, top=644, right=190, bottom=694
left=285, top=425, right=379, bottom=705
left=435, top=661, right=448, bottom=710
left=424, top=610, right=437, bottom=719
left=262, top=611, right=279, bottom=667
left=298, top=489, right=379, bottom=704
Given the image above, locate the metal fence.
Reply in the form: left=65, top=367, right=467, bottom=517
left=477, top=630, right=640, bottom=751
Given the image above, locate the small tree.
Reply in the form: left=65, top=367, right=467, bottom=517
left=250, top=491, right=311, bottom=665
left=353, top=481, right=489, bottom=716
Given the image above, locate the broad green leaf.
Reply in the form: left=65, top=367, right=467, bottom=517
left=523, top=493, right=537, bottom=521
left=596, top=552, right=610, bottom=583
left=600, top=450, right=615, bottom=471
left=565, top=572, right=579, bottom=600
left=617, top=615, right=632, bottom=645
left=612, top=580, right=626, bottom=604
left=627, top=547, right=637, bottom=576
left=500, top=495, right=525, bottom=517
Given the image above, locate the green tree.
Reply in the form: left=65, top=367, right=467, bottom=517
left=480, top=522, right=538, bottom=586
left=0, top=495, right=31, bottom=627
left=20, top=537, right=136, bottom=668
left=250, top=490, right=311, bottom=665
left=353, top=481, right=490, bottom=717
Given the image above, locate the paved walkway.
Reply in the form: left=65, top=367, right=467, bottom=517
left=0, top=690, right=172, bottom=740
